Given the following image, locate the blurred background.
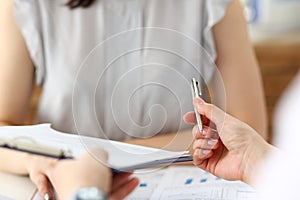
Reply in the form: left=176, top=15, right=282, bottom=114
left=242, top=0, right=300, bottom=31
left=240, top=0, right=300, bottom=142
left=28, top=0, right=300, bottom=143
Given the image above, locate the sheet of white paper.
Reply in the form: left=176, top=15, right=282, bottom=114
left=150, top=166, right=257, bottom=200
left=0, top=124, right=188, bottom=170
left=125, top=168, right=167, bottom=200
left=0, top=195, right=13, bottom=200
left=32, top=166, right=257, bottom=200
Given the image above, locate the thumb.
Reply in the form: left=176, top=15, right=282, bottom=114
left=193, top=98, right=226, bottom=131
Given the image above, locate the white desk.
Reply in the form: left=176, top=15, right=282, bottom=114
left=0, top=172, right=36, bottom=200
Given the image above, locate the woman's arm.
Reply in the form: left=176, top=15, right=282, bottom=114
left=0, top=0, right=55, bottom=198
left=0, top=0, right=36, bottom=176
left=0, top=0, right=35, bottom=126
left=211, top=0, right=268, bottom=139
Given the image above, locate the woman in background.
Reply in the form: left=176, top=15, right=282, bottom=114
left=0, top=0, right=267, bottom=198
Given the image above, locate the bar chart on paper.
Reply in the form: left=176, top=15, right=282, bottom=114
left=126, top=168, right=167, bottom=200
left=150, top=166, right=257, bottom=200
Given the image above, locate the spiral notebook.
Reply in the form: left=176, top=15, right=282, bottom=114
left=0, top=124, right=192, bottom=172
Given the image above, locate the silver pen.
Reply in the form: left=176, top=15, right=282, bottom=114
left=191, top=78, right=203, bottom=132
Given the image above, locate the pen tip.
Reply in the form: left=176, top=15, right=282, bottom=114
left=44, top=193, right=50, bottom=200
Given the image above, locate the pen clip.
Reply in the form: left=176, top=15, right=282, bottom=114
left=191, top=78, right=202, bottom=98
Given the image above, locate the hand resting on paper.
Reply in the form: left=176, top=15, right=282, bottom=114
left=47, top=148, right=139, bottom=199
left=5, top=148, right=138, bottom=200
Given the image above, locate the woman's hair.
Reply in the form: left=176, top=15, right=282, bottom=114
left=66, top=0, right=96, bottom=9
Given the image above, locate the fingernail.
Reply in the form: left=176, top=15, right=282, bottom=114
left=207, top=139, right=217, bottom=147
left=200, top=129, right=206, bottom=136
left=44, top=193, right=50, bottom=200
left=199, top=150, right=210, bottom=158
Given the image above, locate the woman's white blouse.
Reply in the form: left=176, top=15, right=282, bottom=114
left=14, top=0, right=231, bottom=140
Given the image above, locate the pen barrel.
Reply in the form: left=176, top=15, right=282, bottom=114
left=193, top=107, right=203, bottom=132
left=191, top=78, right=203, bottom=132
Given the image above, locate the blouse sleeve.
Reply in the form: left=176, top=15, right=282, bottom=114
left=202, top=0, right=232, bottom=62
left=13, top=0, right=45, bottom=86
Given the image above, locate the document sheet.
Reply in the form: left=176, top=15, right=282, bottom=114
left=126, top=166, right=256, bottom=200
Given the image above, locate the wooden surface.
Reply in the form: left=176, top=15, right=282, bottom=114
left=124, top=129, right=195, bottom=168
left=253, top=29, right=300, bottom=141
left=26, top=86, right=42, bottom=125
left=125, top=129, right=194, bottom=152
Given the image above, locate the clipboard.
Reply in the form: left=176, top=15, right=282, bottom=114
left=0, top=124, right=193, bottom=172
left=112, top=155, right=193, bottom=173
